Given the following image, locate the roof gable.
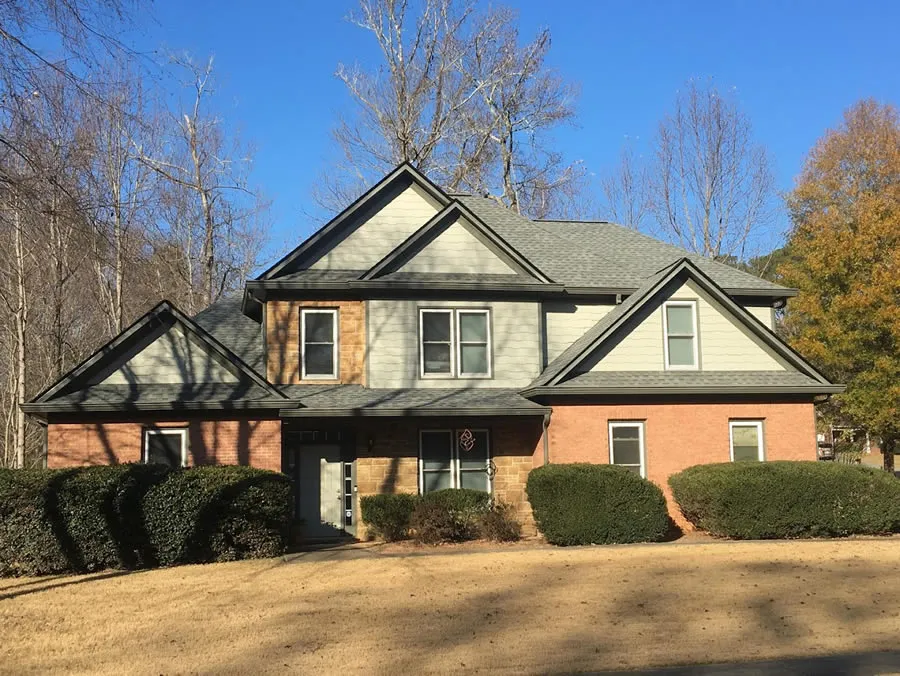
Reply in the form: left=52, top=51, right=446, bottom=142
left=360, top=201, right=553, bottom=283
left=259, top=163, right=450, bottom=280
left=32, top=301, right=284, bottom=404
left=532, top=259, right=833, bottom=388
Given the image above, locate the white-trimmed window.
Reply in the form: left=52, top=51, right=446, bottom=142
left=663, top=300, right=698, bottom=369
left=419, top=308, right=491, bottom=378
left=730, top=421, right=764, bottom=462
left=608, top=421, right=646, bottom=477
left=144, top=428, right=187, bottom=467
left=301, top=308, right=338, bottom=379
left=419, top=429, right=491, bottom=493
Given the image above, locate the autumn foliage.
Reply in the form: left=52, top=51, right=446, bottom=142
left=780, top=100, right=900, bottom=460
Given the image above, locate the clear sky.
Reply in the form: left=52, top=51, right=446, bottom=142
left=130, top=0, right=900, bottom=259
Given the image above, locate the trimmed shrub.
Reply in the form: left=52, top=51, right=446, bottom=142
left=360, top=493, right=419, bottom=541
left=0, top=465, right=292, bottom=576
left=526, top=464, right=669, bottom=546
left=143, top=466, right=292, bottom=566
left=478, top=501, right=522, bottom=542
left=411, top=488, right=491, bottom=544
left=669, top=461, right=900, bottom=539
left=0, top=464, right=168, bottom=576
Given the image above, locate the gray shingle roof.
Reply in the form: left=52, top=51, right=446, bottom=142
left=38, top=383, right=280, bottom=408
left=548, top=371, right=831, bottom=391
left=282, top=385, right=547, bottom=414
left=193, top=297, right=265, bottom=372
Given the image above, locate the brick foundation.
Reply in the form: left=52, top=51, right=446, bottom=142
left=47, top=418, right=282, bottom=472
left=547, top=401, right=817, bottom=528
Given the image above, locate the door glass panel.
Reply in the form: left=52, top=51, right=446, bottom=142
left=421, top=431, right=452, bottom=470
left=424, top=470, right=453, bottom=492
left=459, top=470, right=489, bottom=491
left=458, top=430, right=488, bottom=469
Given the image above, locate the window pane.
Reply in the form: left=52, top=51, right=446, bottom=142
left=668, top=336, right=695, bottom=366
left=304, top=344, right=335, bottom=375
left=422, top=312, right=451, bottom=342
left=424, top=471, right=452, bottom=492
left=421, top=431, right=452, bottom=470
left=732, top=425, right=759, bottom=447
left=304, top=312, right=334, bottom=343
left=459, top=470, right=489, bottom=491
left=620, top=464, right=643, bottom=475
left=460, top=344, right=488, bottom=374
left=733, top=445, right=760, bottom=462
left=458, top=430, right=488, bottom=469
left=146, top=433, right=182, bottom=467
left=666, top=305, right=694, bottom=335
left=423, top=343, right=451, bottom=374
left=612, top=439, right=641, bottom=466
left=459, top=312, right=487, bottom=342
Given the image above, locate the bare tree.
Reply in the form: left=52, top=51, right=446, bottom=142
left=140, top=54, right=268, bottom=313
left=650, top=79, right=774, bottom=259
left=326, top=0, right=581, bottom=218
left=600, top=144, right=651, bottom=229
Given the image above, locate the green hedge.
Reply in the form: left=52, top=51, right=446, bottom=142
left=360, top=493, right=419, bottom=541
left=526, top=464, right=669, bottom=545
left=669, top=461, right=900, bottom=539
left=0, top=465, right=292, bottom=576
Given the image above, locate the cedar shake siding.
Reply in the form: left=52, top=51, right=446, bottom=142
left=48, top=418, right=282, bottom=472
left=547, top=401, right=817, bottom=528
left=265, top=299, right=366, bottom=385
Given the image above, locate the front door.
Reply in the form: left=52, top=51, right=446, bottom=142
left=298, top=444, right=344, bottom=538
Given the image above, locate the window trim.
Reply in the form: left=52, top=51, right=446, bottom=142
left=456, top=309, right=492, bottom=379
left=418, top=308, right=492, bottom=379
left=143, top=428, right=187, bottom=467
left=663, top=300, right=699, bottom=370
left=608, top=421, right=646, bottom=478
left=418, top=428, right=492, bottom=493
left=300, top=308, right=339, bottom=380
left=729, top=420, right=765, bottom=462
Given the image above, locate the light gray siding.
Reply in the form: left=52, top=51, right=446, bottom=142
left=744, top=305, right=775, bottom=330
left=543, top=302, right=614, bottom=365
left=399, top=217, right=517, bottom=275
left=367, top=299, right=541, bottom=388
left=310, top=183, right=441, bottom=271
left=587, top=280, right=790, bottom=372
left=98, top=325, right=239, bottom=385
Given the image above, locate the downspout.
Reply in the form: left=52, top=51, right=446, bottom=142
left=542, top=411, right=551, bottom=465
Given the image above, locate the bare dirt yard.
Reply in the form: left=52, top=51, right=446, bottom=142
left=1, top=539, right=899, bottom=674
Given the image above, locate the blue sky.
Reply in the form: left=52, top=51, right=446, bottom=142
left=131, top=0, right=899, bottom=259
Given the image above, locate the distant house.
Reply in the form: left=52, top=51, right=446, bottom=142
left=24, top=164, right=843, bottom=536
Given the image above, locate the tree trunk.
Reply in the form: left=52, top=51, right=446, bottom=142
left=13, top=206, right=27, bottom=469
left=883, top=438, right=896, bottom=473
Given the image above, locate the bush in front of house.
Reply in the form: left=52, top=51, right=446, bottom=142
left=0, top=465, right=292, bottom=576
left=669, top=461, right=900, bottom=539
left=411, top=488, right=492, bottom=543
left=360, top=493, right=420, bottom=541
left=526, top=464, right=669, bottom=546
left=477, top=500, right=523, bottom=542
left=143, top=466, right=292, bottom=566
left=0, top=464, right=169, bottom=576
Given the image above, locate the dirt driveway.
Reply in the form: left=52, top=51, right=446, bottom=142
left=1, top=539, right=899, bottom=674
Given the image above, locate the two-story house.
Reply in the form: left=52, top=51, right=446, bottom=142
left=24, top=164, right=843, bottom=536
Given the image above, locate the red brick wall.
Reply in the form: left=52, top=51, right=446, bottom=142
left=547, top=401, right=817, bottom=527
left=47, top=419, right=282, bottom=472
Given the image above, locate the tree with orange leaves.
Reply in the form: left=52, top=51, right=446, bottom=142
left=781, top=100, right=900, bottom=470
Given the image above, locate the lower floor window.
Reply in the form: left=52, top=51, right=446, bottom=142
left=608, top=421, right=646, bottom=477
left=419, top=429, right=491, bottom=493
left=144, top=428, right=187, bottom=467
left=730, top=421, right=764, bottom=461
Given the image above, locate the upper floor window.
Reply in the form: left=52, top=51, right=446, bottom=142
left=663, top=301, right=698, bottom=369
left=419, top=308, right=491, bottom=378
left=301, top=308, right=338, bottom=379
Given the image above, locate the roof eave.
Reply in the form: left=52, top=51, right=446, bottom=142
left=279, top=406, right=550, bottom=418
left=521, top=384, right=846, bottom=397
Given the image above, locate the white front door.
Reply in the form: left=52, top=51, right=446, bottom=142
left=298, top=444, right=344, bottom=538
